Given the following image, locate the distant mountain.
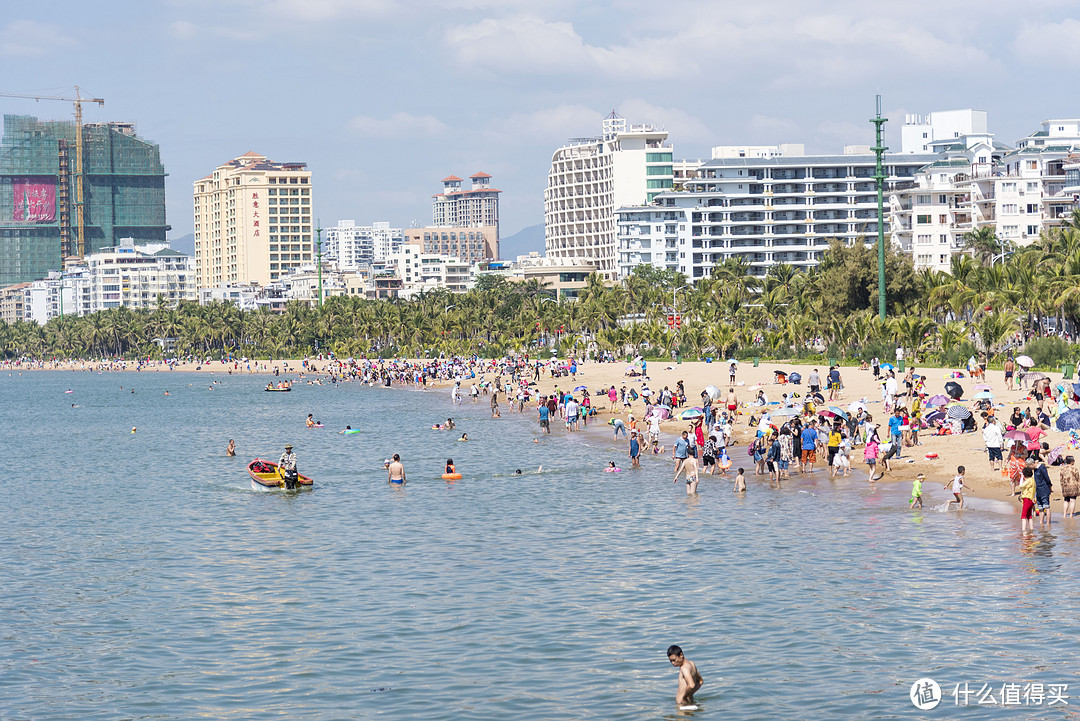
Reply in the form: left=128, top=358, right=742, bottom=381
left=169, top=233, right=195, bottom=256
left=499, top=223, right=544, bottom=260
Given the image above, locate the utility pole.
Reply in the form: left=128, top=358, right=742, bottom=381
left=871, top=95, right=888, bottom=322
left=315, top=221, right=323, bottom=307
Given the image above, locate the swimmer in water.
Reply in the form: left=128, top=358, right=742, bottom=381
left=226, top=439, right=236, bottom=456
left=164, top=391, right=170, bottom=396
left=515, top=469, right=523, bottom=475
left=131, top=427, right=137, bottom=433
left=459, top=433, right=468, bottom=441
left=387, top=454, right=406, bottom=485
left=339, top=425, right=353, bottom=434
left=445, top=418, right=455, bottom=430
left=667, top=645, right=703, bottom=707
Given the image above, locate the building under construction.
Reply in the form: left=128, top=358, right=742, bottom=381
left=0, top=114, right=169, bottom=286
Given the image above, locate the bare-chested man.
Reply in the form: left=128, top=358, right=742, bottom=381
left=667, top=645, right=703, bottom=707
left=387, top=453, right=406, bottom=486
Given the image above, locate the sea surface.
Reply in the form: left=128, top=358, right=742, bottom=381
left=3, top=370, right=1079, bottom=720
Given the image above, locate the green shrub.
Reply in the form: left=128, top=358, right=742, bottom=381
left=1022, top=337, right=1071, bottom=369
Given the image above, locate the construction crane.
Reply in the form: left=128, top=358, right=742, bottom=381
left=0, top=85, right=104, bottom=262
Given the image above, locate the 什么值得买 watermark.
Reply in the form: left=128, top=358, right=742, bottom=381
left=910, top=678, right=1068, bottom=710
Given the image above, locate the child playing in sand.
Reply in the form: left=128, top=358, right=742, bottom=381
left=910, top=473, right=925, bottom=509
left=734, top=467, right=746, bottom=493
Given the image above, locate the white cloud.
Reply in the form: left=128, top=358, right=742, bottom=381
left=0, top=20, right=74, bottom=57
left=263, top=0, right=392, bottom=21
left=444, top=15, right=674, bottom=78
left=348, top=112, right=449, bottom=139
left=1014, top=19, right=1080, bottom=64
left=485, top=104, right=601, bottom=145
left=617, top=99, right=714, bottom=145
left=170, top=20, right=256, bottom=41
left=746, top=115, right=801, bottom=139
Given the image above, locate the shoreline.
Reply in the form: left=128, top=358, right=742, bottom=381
left=8, top=356, right=1076, bottom=520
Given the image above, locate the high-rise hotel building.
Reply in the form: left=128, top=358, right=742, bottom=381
left=544, top=112, right=674, bottom=280
left=194, top=152, right=312, bottom=288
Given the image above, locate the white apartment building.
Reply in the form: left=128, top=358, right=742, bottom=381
left=22, top=267, right=91, bottom=324
left=19, top=238, right=194, bottom=323
left=545, top=112, right=674, bottom=280
left=617, top=146, right=937, bottom=279
left=86, top=238, right=196, bottom=311
left=391, top=242, right=473, bottom=297
left=199, top=282, right=286, bottom=312
left=324, top=220, right=404, bottom=269
left=194, top=152, right=313, bottom=288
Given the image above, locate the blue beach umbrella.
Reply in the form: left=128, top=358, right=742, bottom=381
left=574, top=385, right=587, bottom=392
left=973, top=391, right=994, bottom=400
left=679, top=408, right=702, bottom=420
left=821, top=406, right=848, bottom=420
left=1056, top=409, right=1080, bottom=432
left=880, top=363, right=894, bottom=371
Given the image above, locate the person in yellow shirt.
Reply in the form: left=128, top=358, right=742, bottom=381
left=827, top=423, right=843, bottom=478
left=1019, top=466, right=1036, bottom=532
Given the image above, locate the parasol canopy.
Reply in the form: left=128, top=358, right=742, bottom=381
left=574, top=385, right=587, bottom=392
left=973, top=391, right=994, bottom=400
left=679, top=408, right=704, bottom=420
left=848, top=400, right=868, bottom=414
left=770, top=407, right=800, bottom=417
left=821, top=406, right=849, bottom=420
left=880, top=362, right=894, bottom=371
left=927, top=394, right=950, bottom=407
left=946, top=405, right=972, bottom=420
left=925, top=409, right=947, bottom=424
left=1047, top=443, right=1068, bottom=464
left=1056, top=408, right=1080, bottom=432
left=1004, top=429, right=1029, bottom=441
left=1025, top=372, right=1049, bottom=383
left=1015, top=355, right=1034, bottom=368
left=704, top=385, right=722, bottom=401
left=944, top=381, right=964, bottom=399
left=973, top=384, right=992, bottom=391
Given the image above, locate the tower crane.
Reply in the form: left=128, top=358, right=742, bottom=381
left=0, top=86, right=104, bottom=262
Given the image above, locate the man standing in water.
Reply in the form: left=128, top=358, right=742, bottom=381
left=279, top=443, right=299, bottom=489
left=667, top=645, right=703, bottom=707
left=388, top=453, right=406, bottom=486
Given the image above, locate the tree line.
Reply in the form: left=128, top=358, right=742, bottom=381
left=5, top=212, right=1080, bottom=369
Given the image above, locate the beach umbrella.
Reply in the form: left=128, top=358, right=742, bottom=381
left=973, top=384, right=992, bottom=391
left=946, top=405, right=972, bottom=420
left=726, top=358, right=738, bottom=364
left=1016, top=355, right=1035, bottom=368
left=704, top=385, right=722, bottom=401
left=927, top=394, right=950, bottom=407
left=770, top=407, right=800, bottom=417
left=821, top=406, right=848, bottom=420
left=679, top=408, right=703, bottom=420
left=879, top=362, right=894, bottom=371
left=789, top=371, right=802, bottom=384
left=1047, top=443, right=1068, bottom=464
left=944, top=381, right=964, bottom=399
left=1004, top=429, right=1029, bottom=442
left=574, top=385, right=587, bottom=392
left=1071, top=383, right=1080, bottom=397
left=1056, top=409, right=1080, bottom=432
left=925, top=409, right=947, bottom=424
left=848, top=400, right=867, bottom=414
left=1025, top=372, right=1049, bottom=382
left=973, top=391, right=994, bottom=400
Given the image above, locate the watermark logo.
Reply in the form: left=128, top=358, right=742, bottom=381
left=911, top=678, right=942, bottom=710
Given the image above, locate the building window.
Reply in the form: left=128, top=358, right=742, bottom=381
left=916, top=214, right=931, bottom=224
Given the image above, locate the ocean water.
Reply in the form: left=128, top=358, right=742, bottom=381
left=3, top=370, right=1079, bottom=720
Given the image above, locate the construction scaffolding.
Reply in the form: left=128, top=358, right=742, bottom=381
left=0, top=114, right=169, bottom=286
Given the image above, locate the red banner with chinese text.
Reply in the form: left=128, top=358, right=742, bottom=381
left=12, top=177, right=56, bottom=222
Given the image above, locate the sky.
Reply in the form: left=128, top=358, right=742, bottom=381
left=3, top=0, right=1080, bottom=246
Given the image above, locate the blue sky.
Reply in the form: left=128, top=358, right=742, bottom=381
left=3, top=0, right=1080, bottom=246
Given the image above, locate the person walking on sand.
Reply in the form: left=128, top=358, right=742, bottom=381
left=666, top=645, right=704, bottom=707
left=1004, top=357, right=1016, bottom=391
left=945, top=466, right=969, bottom=509
left=983, top=415, right=1003, bottom=472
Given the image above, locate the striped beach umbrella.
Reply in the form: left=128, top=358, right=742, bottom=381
left=946, top=405, right=972, bottom=420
